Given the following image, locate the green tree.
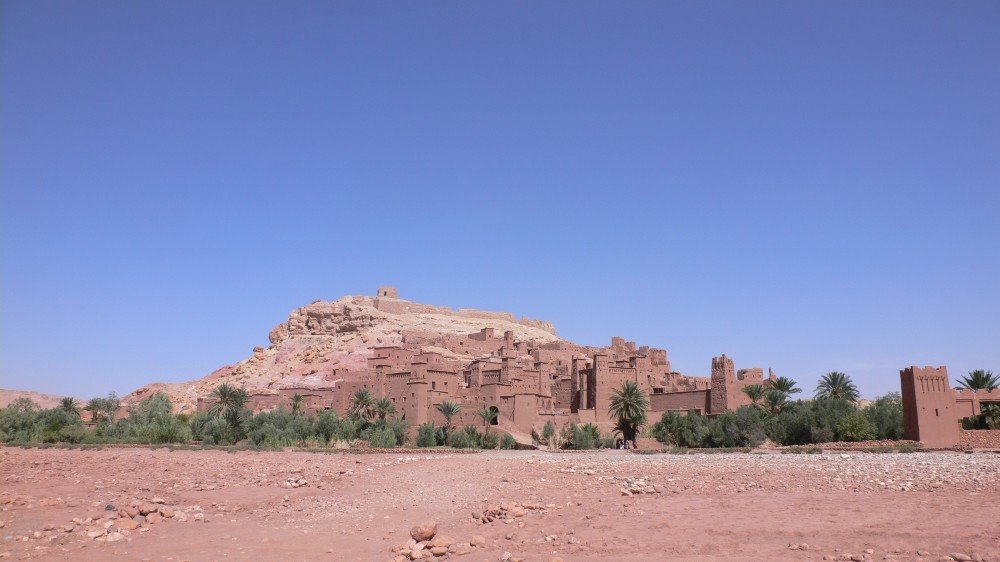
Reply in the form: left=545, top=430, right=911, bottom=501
left=836, top=411, right=876, bottom=442
left=957, top=370, right=999, bottom=392
left=863, top=392, right=904, bottom=439
left=60, top=397, right=80, bottom=417
left=815, top=372, right=860, bottom=403
left=764, top=389, right=788, bottom=414
left=350, top=390, right=375, bottom=424
left=85, top=392, right=120, bottom=425
left=770, top=376, right=801, bottom=397
left=435, top=401, right=461, bottom=445
left=373, top=398, right=396, bottom=421
left=290, top=394, right=305, bottom=416
left=209, top=383, right=250, bottom=441
left=742, top=384, right=766, bottom=408
left=608, top=381, right=649, bottom=445
left=476, top=407, right=497, bottom=432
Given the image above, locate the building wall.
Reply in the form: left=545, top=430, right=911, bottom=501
left=900, top=366, right=961, bottom=448
left=649, top=389, right=711, bottom=414
left=958, top=429, right=1000, bottom=449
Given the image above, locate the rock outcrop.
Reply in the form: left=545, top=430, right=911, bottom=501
left=122, top=293, right=564, bottom=413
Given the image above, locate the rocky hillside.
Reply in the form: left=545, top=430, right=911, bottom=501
left=0, top=389, right=67, bottom=409
left=123, top=293, right=563, bottom=413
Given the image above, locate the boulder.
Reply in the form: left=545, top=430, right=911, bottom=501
left=116, top=518, right=139, bottom=531
left=429, top=536, right=455, bottom=548
left=410, top=522, right=437, bottom=542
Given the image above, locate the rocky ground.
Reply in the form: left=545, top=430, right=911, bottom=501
left=1, top=447, right=998, bottom=561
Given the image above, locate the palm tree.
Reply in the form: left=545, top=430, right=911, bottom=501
left=764, top=389, right=787, bottom=414
left=742, top=384, right=766, bottom=408
left=85, top=398, right=104, bottom=423
left=373, top=398, right=396, bottom=421
left=770, top=376, right=802, bottom=397
left=436, top=401, right=462, bottom=444
left=477, top=407, right=498, bottom=432
left=350, top=390, right=375, bottom=424
left=290, top=394, right=305, bottom=416
left=608, top=381, right=649, bottom=446
left=209, top=383, right=249, bottom=424
left=815, top=372, right=860, bottom=403
left=957, top=370, right=999, bottom=392
left=60, top=397, right=80, bottom=417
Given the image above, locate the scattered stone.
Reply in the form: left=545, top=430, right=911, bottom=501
left=410, top=522, right=437, bottom=542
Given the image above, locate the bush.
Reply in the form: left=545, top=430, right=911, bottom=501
left=198, top=417, right=231, bottom=445
left=480, top=431, right=500, bottom=449
left=652, top=410, right=713, bottom=447
left=449, top=430, right=473, bottom=449
left=383, top=417, right=409, bottom=446
left=764, top=399, right=857, bottom=446
left=499, top=433, right=517, bottom=449
left=836, top=411, right=876, bottom=442
left=561, top=423, right=601, bottom=450
left=245, top=408, right=314, bottom=447
left=459, top=425, right=481, bottom=448
left=863, top=392, right=904, bottom=439
left=314, top=410, right=342, bottom=442
left=416, top=423, right=441, bottom=447
left=713, top=407, right=767, bottom=447
left=541, top=421, right=555, bottom=442
left=367, top=427, right=398, bottom=448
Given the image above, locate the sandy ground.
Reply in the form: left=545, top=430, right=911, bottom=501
left=1, top=447, right=998, bottom=562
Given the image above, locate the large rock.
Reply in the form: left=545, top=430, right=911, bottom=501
left=410, top=522, right=437, bottom=542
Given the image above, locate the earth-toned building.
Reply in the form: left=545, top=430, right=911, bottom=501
left=195, top=287, right=779, bottom=440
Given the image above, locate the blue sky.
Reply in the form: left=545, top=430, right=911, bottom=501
left=2, top=1, right=998, bottom=400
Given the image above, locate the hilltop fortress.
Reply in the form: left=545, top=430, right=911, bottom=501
left=182, top=287, right=778, bottom=439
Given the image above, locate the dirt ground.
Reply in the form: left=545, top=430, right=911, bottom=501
left=1, top=447, right=998, bottom=562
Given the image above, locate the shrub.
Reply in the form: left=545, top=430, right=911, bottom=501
left=652, top=410, right=714, bottom=447
left=416, top=423, right=441, bottom=447
left=863, top=392, right=904, bottom=439
left=315, top=410, right=342, bottom=442
left=480, top=431, right=500, bottom=449
left=57, top=424, right=89, bottom=444
left=836, top=411, right=876, bottom=442
left=499, top=433, right=517, bottom=449
left=367, top=427, right=398, bottom=448
left=764, top=399, right=856, bottom=446
left=383, top=417, right=409, bottom=446
left=449, top=430, right=473, bottom=449
left=199, top=417, right=231, bottom=445
left=713, top=407, right=767, bottom=447
left=562, top=422, right=601, bottom=450
left=460, top=425, right=481, bottom=448
left=190, top=411, right=214, bottom=441
left=541, top=421, right=555, bottom=442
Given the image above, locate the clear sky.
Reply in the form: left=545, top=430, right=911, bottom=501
left=2, top=1, right=998, bottom=400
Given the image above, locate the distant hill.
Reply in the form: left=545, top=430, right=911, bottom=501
left=0, top=389, right=67, bottom=410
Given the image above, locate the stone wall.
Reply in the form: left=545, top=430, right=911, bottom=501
left=649, top=389, right=711, bottom=414
left=958, top=429, right=1000, bottom=450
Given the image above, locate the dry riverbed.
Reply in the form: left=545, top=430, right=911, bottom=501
left=1, top=447, right=998, bottom=561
